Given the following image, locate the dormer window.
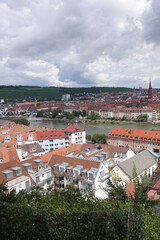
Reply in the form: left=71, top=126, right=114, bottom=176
left=34, top=159, right=43, bottom=167
left=2, top=170, right=13, bottom=180
left=12, top=167, right=22, bottom=176
left=28, top=134, right=34, bottom=141
left=81, top=169, right=88, bottom=178
left=66, top=167, right=73, bottom=175
left=53, top=164, right=59, bottom=172
left=17, top=134, right=23, bottom=142
left=74, top=169, right=79, bottom=177
left=22, top=163, right=32, bottom=172
left=59, top=167, right=64, bottom=173
left=59, top=162, right=68, bottom=173
left=73, top=165, right=83, bottom=177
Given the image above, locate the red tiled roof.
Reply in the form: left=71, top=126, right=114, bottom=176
left=36, top=130, right=65, bottom=140
left=48, top=154, right=100, bottom=173
left=125, top=181, right=135, bottom=198
left=106, top=128, right=160, bottom=143
left=64, top=125, right=85, bottom=133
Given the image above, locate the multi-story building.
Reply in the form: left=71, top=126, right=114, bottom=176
left=64, top=125, right=86, bottom=145
left=112, top=149, right=158, bottom=184
left=0, top=157, right=53, bottom=194
left=36, top=130, right=65, bottom=153
left=106, top=128, right=160, bottom=153
left=48, top=154, right=109, bottom=199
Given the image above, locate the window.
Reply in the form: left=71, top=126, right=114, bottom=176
left=2, top=170, right=13, bottom=180
left=60, top=167, right=64, bottom=173
left=89, top=173, right=94, bottom=181
left=25, top=180, right=30, bottom=188
left=74, top=170, right=79, bottom=177
left=50, top=140, right=53, bottom=142
left=36, top=176, right=40, bottom=183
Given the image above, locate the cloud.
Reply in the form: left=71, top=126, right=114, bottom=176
left=0, top=0, right=160, bottom=87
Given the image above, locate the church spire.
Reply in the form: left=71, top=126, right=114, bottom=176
left=148, top=79, right=152, bottom=100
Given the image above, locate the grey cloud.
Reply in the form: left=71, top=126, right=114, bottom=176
left=0, top=0, right=160, bottom=87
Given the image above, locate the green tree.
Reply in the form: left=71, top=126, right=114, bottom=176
left=36, top=111, right=43, bottom=117
left=10, top=117, right=30, bottom=126
left=136, top=114, right=148, bottom=122
left=92, top=134, right=106, bottom=144
left=88, top=112, right=100, bottom=120
left=82, top=110, right=87, bottom=117
left=86, top=134, right=92, bottom=141
left=121, top=115, right=127, bottom=121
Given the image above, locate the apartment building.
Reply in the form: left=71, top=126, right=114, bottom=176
left=36, top=130, right=65, bottom=153
left=106, top=128, right=160, bottom=153
left=0, top=157, right=53, bottom=194
left=64, top=125, right=86, bottom=145
left=48, top=154, right=109, bottom=199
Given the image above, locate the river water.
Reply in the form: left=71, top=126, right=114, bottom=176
left=29, top=119, right=160, bottom=136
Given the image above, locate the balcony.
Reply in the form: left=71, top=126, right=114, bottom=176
left=98, top=174, right=109, bottom=182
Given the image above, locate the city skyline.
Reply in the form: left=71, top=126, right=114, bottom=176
left=1, top=0, right=160, bottom=88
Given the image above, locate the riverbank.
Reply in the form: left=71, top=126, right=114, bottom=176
left=40, top=117, right=157, bottom=126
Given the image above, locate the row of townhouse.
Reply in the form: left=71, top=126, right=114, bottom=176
left=0, top=123, right=86, bottom=153
left=0, top=157, right=53, bottom=194
left=1, top=143, right=158, bottom=199
left=91, top=107, right=159, bottom=121
left=0, top=144, right=134, bottom=199
left=106, top=128, right=160, bottom=153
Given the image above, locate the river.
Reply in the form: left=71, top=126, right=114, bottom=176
left=29, top=119, right=160, bottom=135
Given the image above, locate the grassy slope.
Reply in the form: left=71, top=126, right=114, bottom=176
left=0, top=86, right=133, bottom=100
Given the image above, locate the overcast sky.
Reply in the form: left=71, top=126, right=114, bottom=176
left=1, top=0, right=160, bottom=88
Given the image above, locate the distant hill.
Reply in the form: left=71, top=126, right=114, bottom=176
left=0, top=86, right=133, bottom=101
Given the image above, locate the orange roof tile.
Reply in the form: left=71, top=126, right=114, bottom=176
left=107, top=128, right=160, bottom=143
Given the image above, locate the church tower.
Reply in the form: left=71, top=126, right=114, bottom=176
left=148, top=79, right=153, bottom=100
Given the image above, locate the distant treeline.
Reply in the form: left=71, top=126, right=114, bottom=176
left=0, top=86, right=133, bottom=101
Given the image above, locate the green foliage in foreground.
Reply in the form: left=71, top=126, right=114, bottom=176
left=0, top=172, right=160, bottom=240
left=10, top=117, right=30, bottom=126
